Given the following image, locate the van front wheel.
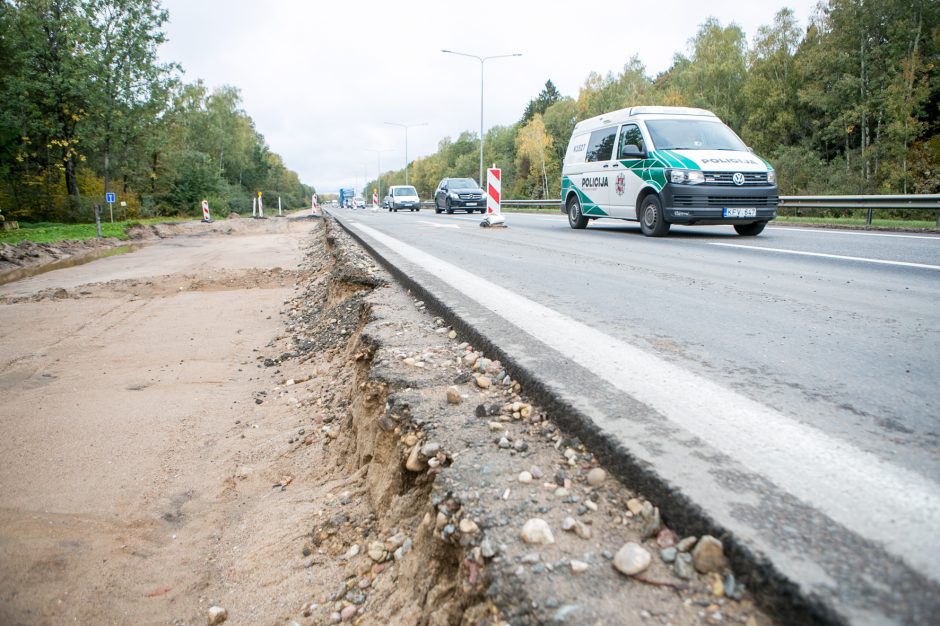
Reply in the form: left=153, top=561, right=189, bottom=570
left=639, top=195, right=670, bottom=237
left=734, top=221, right=767, bottom=236
left=567, top=196, right=588, bottom=229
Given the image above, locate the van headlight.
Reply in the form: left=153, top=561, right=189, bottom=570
left=668, top=169, right=705, bottom=184
left=766, top=170, right=776, bottom=185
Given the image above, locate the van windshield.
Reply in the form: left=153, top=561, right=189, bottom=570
left=393, top=186, right=417, bottom=196
left=645, top=120, right=747, bottom=151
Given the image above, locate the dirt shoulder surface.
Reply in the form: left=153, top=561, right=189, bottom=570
left=0, top=215, right=775, bottom=626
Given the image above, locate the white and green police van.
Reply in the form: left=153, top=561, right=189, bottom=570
left=561, top=106, right=777, bottom=236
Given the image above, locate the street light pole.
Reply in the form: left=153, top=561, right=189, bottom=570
left=365, top=148, right=395, bottom=199
left=442, top=49, right=521, bottom=186
left=384, top=121, right=427, bottom=185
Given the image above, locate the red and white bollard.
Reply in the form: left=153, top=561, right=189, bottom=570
left=482, top=166, right=505, bottom=227
left=201, top=199, right=212, bottom=223
left=312, top=193, right=318, bottom=215
left=371, top=190, right=379, bottom=212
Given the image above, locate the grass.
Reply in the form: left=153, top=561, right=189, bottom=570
left=0, top=217, right=188, bottom=245
left=774, top=216, right=937, bottom=230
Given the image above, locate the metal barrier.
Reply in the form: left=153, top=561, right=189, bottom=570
left=419, top=195, right=940, bottom=225
left=492, top=195, right=940, bottom=226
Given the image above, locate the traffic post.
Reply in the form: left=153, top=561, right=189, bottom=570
left=257, top=191, right=264, bottom=218
left=252, top=196, right=257, bottom=217
left=278, top=196, right=282, bottom=217
left=105, top=191, right=116, bottom=223
left=312, top=193, right=318, bottom=215
left=201, top=199, right=212, bottom=223
left=372, top=190, right=378, bottom=210
left=481, top=166, right=506, bottom=227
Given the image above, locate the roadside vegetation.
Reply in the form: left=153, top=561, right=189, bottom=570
left=0, top=0, right=313, bottom=225
left=0, top=217, right=185, bottom=244
left=369, top=0, right=938, bottom=226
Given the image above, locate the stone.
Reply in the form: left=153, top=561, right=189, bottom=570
left=419, top=442, right=441, bottom=457
left=480, top=538, right=497, bottom=558
left=657, top=528, right=678, bottom=548
left=613, top=542, right=651, bottom=576
left=367, top=541, right=387, bottom=562
left=446, top=386, right=462, bottom=404
left=208, top=606, right=228, bottom=625
left=405, top=446, right=426, bottom=472
left=448, top=330, right=457, bottom=339
left=498, top=437, right=511, bottom=449
left=677, top=536, right=697, bottom=552
left=520, top=518, right=555, bottom=545
left=475, top=375, right=492, bottom=389
left=586, top=468, right=607, bottom=486
left=531, top=466, right=544, bottom=479
left=343, top=544, right=360, bottom=559
left=561, top=516, right=576, bottom=531
left=674, top=553, right=694, bottom=579
left=660, top=547, right=677, bottom=563
left=640, top=506, right=662, bottom=539
left=518, top=471, right=533, bottom=484
left=459, top=518, right=479, bottom=535
left=692, top=535, right=728, bottom=573
left=403, top=357, right=416, bottom=366
left=340, top=605, right=358, bottom=621
left=626, top=498, right=645, bottom=516
left=570, top=559, right=589, bottom=573
left=573, top=521, right=592, bottom=540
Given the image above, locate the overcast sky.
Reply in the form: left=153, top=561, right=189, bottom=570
left=157, top=0, right=820, bottom=195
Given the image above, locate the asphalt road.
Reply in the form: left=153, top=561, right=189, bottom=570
left=329, top=207, right=940, bottom=625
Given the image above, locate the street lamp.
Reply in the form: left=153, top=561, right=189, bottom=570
left=364, top=148, right=395, bottom=199
left=384, top=121, right=427, bottom=185
left=442, top=49, right=521, bottom=187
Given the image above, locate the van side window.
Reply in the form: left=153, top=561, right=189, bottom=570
left=585, top=127, right=617, bottom=162
left=618, top=124, right=645, bottom=158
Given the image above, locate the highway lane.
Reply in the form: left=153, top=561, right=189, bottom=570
left=331, top=207, right=940, bottom=625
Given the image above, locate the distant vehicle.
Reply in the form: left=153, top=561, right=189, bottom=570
left=434, top=178, right=485, bottom=214
left=354, top=196, right=366, bottom=209
left=561, top=105, right=777, bottom=236
left=386, top=185, right=421, bottom=212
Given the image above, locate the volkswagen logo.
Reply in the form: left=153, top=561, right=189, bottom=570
left=732, top=172, right=746, bottom=186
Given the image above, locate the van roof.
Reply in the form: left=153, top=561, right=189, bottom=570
left=573, top=106, right=717, bottom=133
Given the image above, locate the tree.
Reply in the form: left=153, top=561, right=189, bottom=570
left=521, top=80, right=562, bottom=123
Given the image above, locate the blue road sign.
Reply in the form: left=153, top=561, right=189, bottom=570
left=105, top=192, right=116, bottom=203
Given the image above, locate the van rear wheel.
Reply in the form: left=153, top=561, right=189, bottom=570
left=567, top=196, right=588, bottom=229
left=639, top=195, right=670, bottom=237
left=734, top=221, right=767, bottom=236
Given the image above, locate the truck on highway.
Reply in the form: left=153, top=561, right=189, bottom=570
left=561, top=106, right=777, bottom=236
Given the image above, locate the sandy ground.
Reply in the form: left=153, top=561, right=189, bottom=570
left=0, top=217, right=314, bottom=624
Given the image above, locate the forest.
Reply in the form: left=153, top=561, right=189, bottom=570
left=369, top=1, right=939, bottom=204
left=1, top=0, right=937, bottom=224
left=0, top=0, right=312, bottom=223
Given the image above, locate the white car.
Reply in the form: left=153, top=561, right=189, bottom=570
left=386, top=185, right=421, bottom=212
left=354, top=196, right=366, bottom=209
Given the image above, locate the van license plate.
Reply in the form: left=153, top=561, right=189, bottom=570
left=724, top=208, right=756, bottom=218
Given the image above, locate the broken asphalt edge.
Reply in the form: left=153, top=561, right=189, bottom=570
left=327, top=211, right=845, bottom=626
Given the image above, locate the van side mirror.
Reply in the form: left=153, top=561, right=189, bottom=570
left=620, top=144, right=646, bottom=158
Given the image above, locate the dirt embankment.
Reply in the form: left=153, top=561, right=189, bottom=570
left=222, top=217, right=774, bottom=626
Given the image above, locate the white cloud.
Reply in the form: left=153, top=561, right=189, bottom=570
left=158, top=0, right=819, bottom=193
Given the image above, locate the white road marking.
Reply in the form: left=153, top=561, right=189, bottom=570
left=417, top=221, right=459, bottom=229
left=769, top=226, right=940, bottom=241
left=352, top=221, right=940, bottom=581
left=709, top=242, right=940, bottom=270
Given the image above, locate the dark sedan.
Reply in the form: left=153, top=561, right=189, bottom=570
left=434, top=178, right=486, bottom=214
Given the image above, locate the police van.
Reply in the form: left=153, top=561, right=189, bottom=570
left=561, top=106, right=777, bottom=236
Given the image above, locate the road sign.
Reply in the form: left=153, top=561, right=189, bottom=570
left=105, top=192, right=115, bottom=203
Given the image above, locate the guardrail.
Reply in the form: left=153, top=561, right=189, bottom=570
left=493, top=195, right=940, bottom=226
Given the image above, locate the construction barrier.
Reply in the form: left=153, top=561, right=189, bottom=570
left=201, top=199, right=212, bottom=223
left=482, top=166, right=505, bottom=227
